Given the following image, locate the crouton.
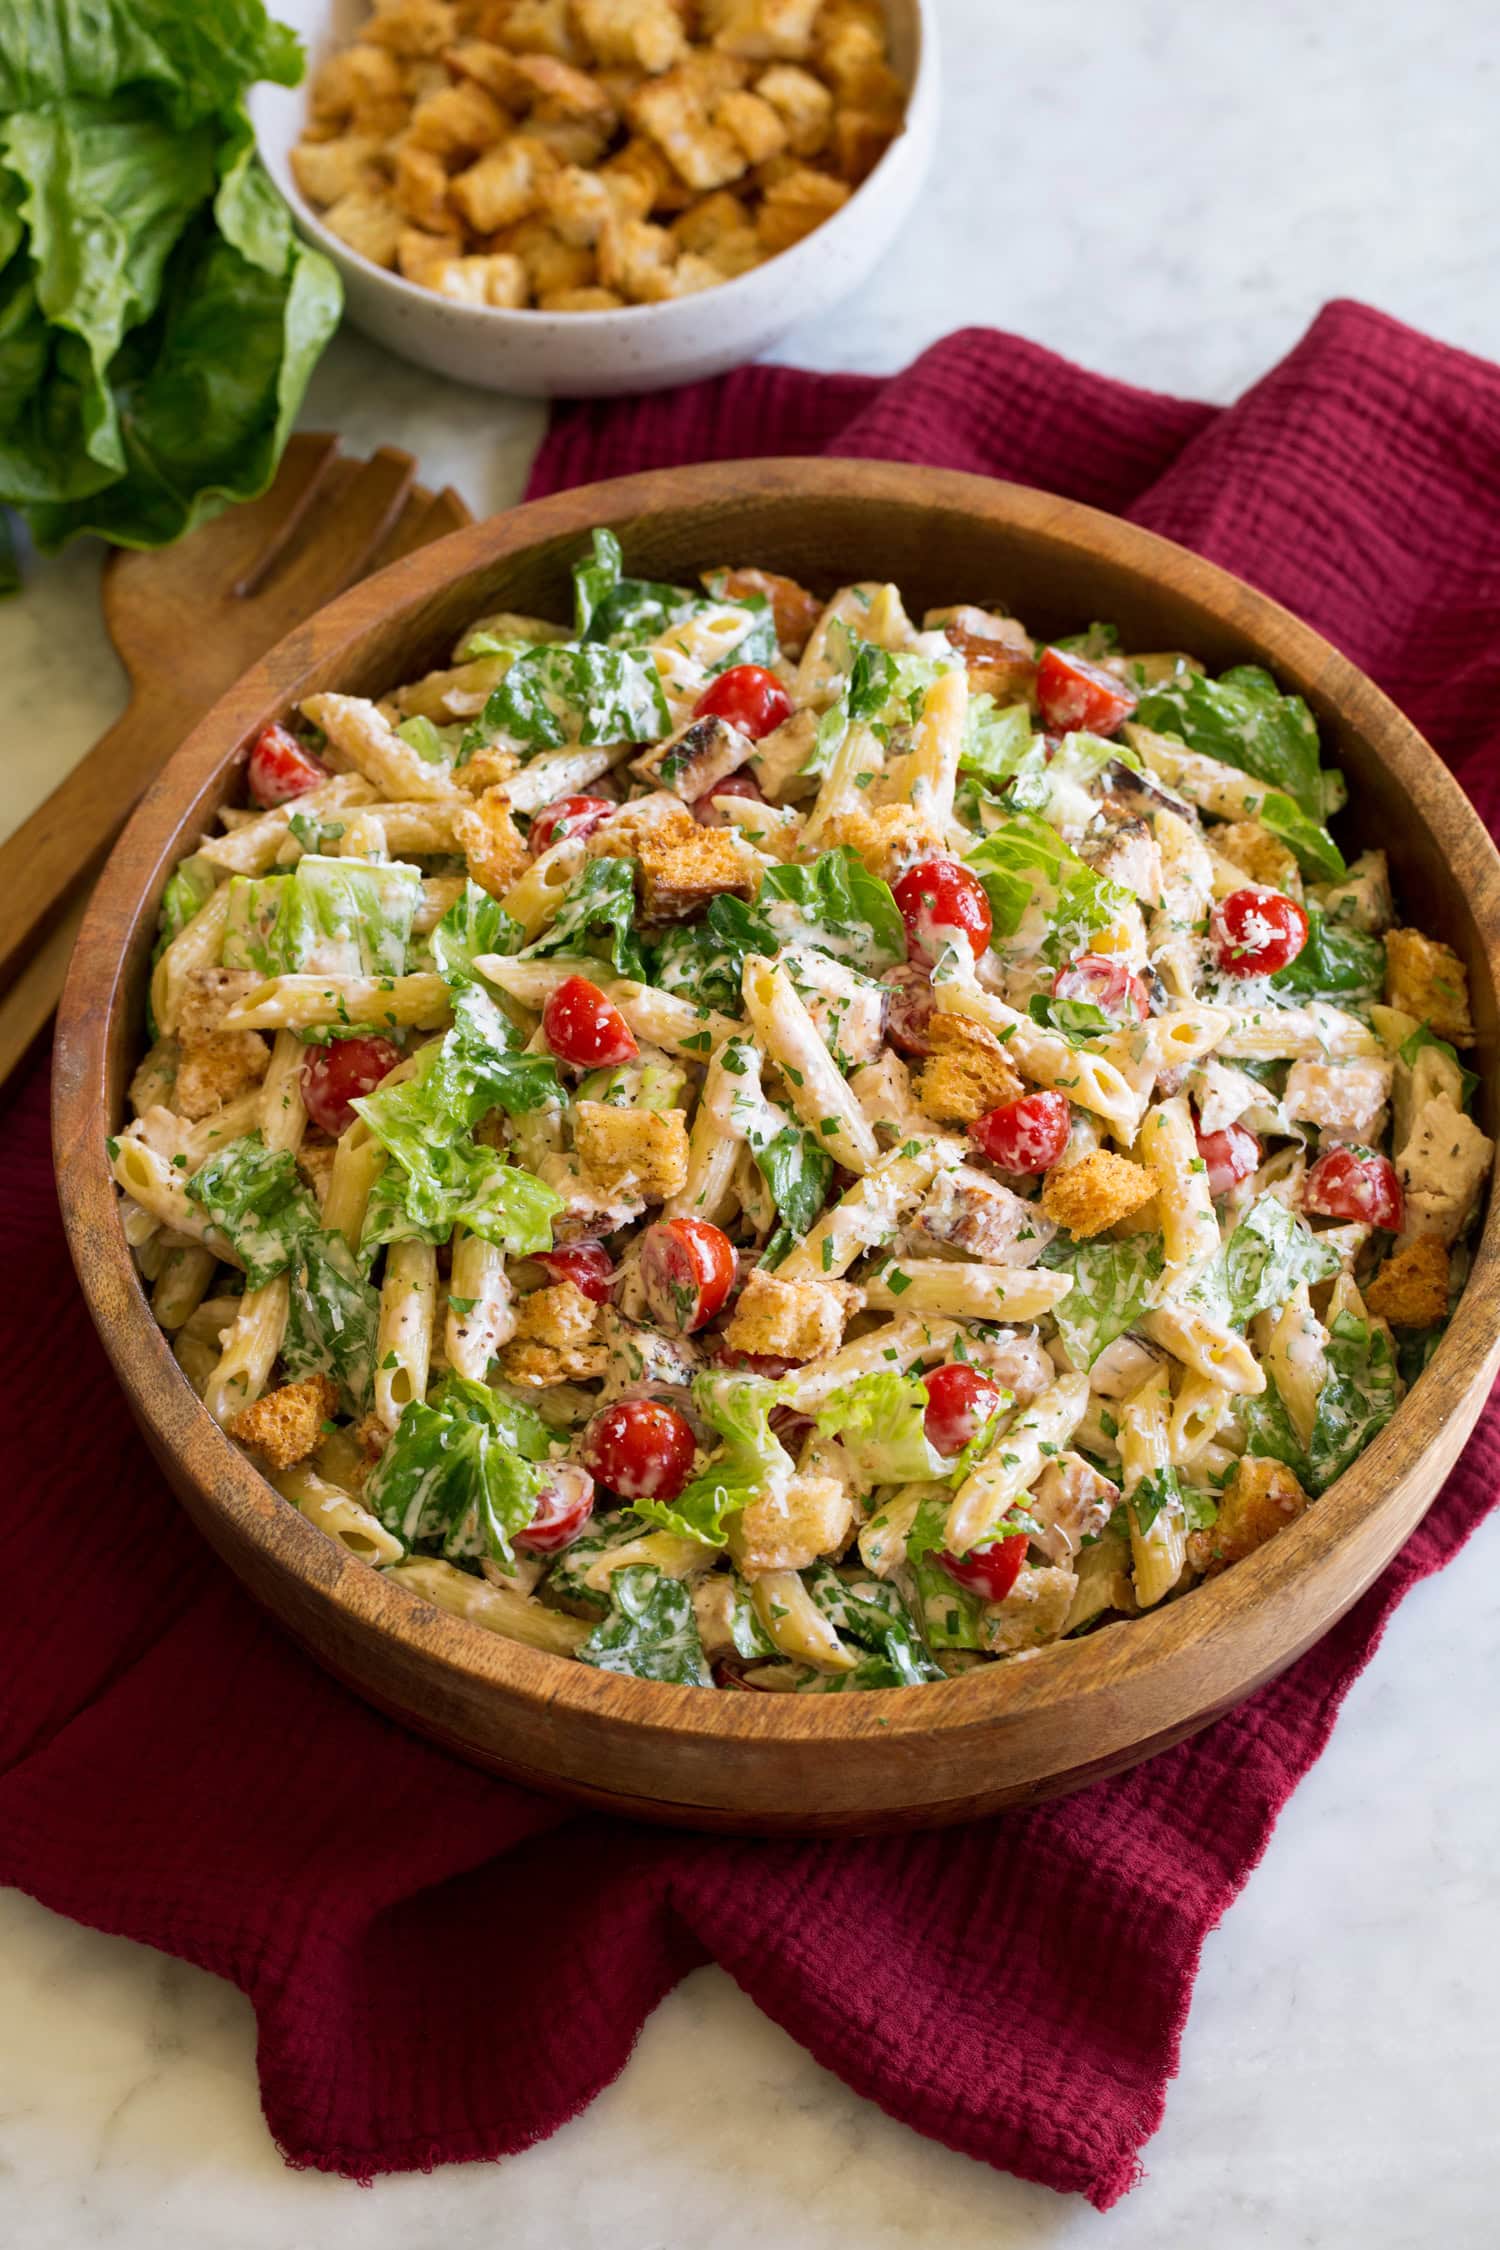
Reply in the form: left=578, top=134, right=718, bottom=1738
left=934, top=614, right=1038, bottom=702
left=507, top=52, right=618, bottom=121
left=1284, top=1055, right=1393, bottom=1142
left=977, top=1565, right=1079, bottom=1654
left=297, top=1136, right=338, bottom=1209
left=575, top=0, right=689, bottom=73
left=406, top=79, right=509, bottom=160
left=911, top=1164, right=1055, bottom=1264
left=632, top=711, right=755, bottom=801
left=173, top=1033, right=270, bottom=1121
left=535, top=1152, right=646, bottom=1240
left=823, top=803, right=952, bottom=885
left=1041, top=1150, right=1159, bottom=1239
left=596, top=214, right=679, bottom=297
left=543, top=161, right=617, bottom=244
left=540, top=284, right=627, bottom=309
left=229, top=1375, right=340, bottom=1472
left=635, top=808, right=758, bottom=920
left=753, top=62, right=833, bottom=155
left=320, top=186, right=404, bottom=267
left=574, top=1101, right=690, bottom=1201
left=391, top=140, right=451, bottom=230
left=913, top=1014, right=1025, bottom=1125
left=829, top=104, right=901, bottom=186
left=427, top=251, right=531, bottom=306
left=361, top=0, right=457, bottom=56
left=1186, top=1457, right=1309, bottom=1578
left=703, top=563, right=823, bottom=654
left=453, top=745, right=522, bottom=795
left=1364, top=1235, right=1451, bottom=1329
left=721, top=1270, right=858, bottom=1362
left=456, top=785, right=531, bottom=897
left=450, top=134, right=556, bottom=231
left=630, top=68, right=750, bottom=190
left=490, top=0, right=586, bottom=64
left=731, top=1466, right=855, bottom=1576
left=396, top=225, right=465, bottom=282
left=707, top=0, right=822, bottom=59
left=755, top=165, right=849, bottom=251
left=1384, top=927, right=1475, bottom=1045
left=1397, top=1096, right=1494, bottom=1244
left=311, top=43, right=403, bottom=126
left=289, top=132, right=386, bottom=209
left=505, top=216, right=596, bottom=297
left=714, top=86, right=789, bottom=162
left=177, top=968, right=259, bottom=1048
left=587, top=793, right=698, bottom=863
left=499, top=1281, right=607, bottom=1383
left=1213, top=820, right=1303, bottom=898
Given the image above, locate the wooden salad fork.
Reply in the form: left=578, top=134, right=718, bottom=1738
left=0, top=434, right=472, bottom=1088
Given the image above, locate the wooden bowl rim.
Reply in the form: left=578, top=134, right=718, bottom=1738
left=53, top=457, right=1500, bottom=1758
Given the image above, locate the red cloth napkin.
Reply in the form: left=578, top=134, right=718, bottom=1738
left=5, top=301, right=1500, bottom=2211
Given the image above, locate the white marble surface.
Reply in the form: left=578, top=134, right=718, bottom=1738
left=5, top=0, right=1500, bottom=2239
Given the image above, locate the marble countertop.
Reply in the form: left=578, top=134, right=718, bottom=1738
left=5, top=0, right=1500, bottom=2240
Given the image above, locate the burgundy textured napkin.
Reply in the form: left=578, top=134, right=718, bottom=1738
left=4, top=301, right=1500, bottom=2209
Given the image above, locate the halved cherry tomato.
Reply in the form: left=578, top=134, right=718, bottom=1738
left=921, top=1363, right=1003, bottom=1457
left=882, top=966, right=937, bottom=1056
left=1035, top=646, right=1139, bottom=738
left=972, top=1089, right=1072, bottom=1173
left=938, top=1532, right=1029, bottom=1603
left=515, top=1464, right=596, bottom=1555
left=639, top=1216, right=737, bottom=1334
left=534, top=1243, right=615, bottom=1303
left=1303, top=1146, right=1404, bottom=1231
left=1195, top=1119, right=1261, bottom=1198
left=893, top=857, right=993, bottom=967
left=694, top=663, right=793, bottom=741
left=581, top=1400, right=697, bottom=1503
left=528, top=795, right=614, bottom=855
left=1211, top=886, right=1309, bottom=978
left=246, top=722, right=329, bottom=808
left=1052, top=953, right=1150, bottom=1025
left=542, top=974, right=639, bottom=1068
left=300, top=1034, right=403, bottom=1137
left=692, top=770, right=765, bottom=826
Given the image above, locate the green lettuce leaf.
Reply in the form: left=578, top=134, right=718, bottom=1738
left=1135, top=662, right=1330, bottom=822
left=429, top=879, right=522, bottom=983
left=577, top=1564, right=711, bottom=1686
left=747, top=1118, right=833, bottom=1237
left=1039, top=1234, right=1162, bottom=1368
left=758, top=846, right=905, bottom=971
left=813, top=1369, right=946, bottom=1484
left=519, top=854, right=648, bottom=980
left=1239, top=1307, right=1401, bottom=1495
left=1026, top=991, right=1113, bottom=1043
left=802, top=1560, right=942, bottom=1684
left=151, top=852, right=215, bottom=965
left=365, top=1373, right=552, bottom=1569
left=471, top=640, right=669, bottom=754
left=185, top=1130, right=312, bottom=1288
left=281, top=1227, right=379, bottom=1414
left=966, top=814, right=1133, bottom=966
left=1189, top=1195, right=1341, bottom=1330
left=635, top=1370, right=793, bottom=1549
left=1399, top=1021, right=1480, bottom=1111
left=1255, top=789, right=1346, bottom=883
left=652, top=893, right=770, bottom=1014
left=958, top=695, right=1034, bottom=779
left=1270, top=906, right=1383, bottom=1008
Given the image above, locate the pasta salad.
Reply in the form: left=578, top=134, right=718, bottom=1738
left=112, top=533, right=1494, bottom=1691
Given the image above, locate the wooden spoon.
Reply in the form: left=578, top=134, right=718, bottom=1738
left=0, top=434, right=472, bottom=1087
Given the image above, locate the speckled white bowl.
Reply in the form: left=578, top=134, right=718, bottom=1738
left=250, top=0, right=936, bottom=398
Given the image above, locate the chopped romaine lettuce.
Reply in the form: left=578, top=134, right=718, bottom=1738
left=281, top=1227, right=379, bottom=1414
left=519, top=855, right=648, bottom=980
left=1187, top=1195, right=1341, bottom=1330
left=1270, top=907, right=1383, bottom=1008
left=1039, top=1233, right=1162, bottom=1368
left=395, top=714, right=465, bottom=763
left=1026, top=991, right=1113, bottom=1043
left=958, top=695, right=1033, bottom=780
left=185, top=1131, right=313, bottom=1289
left=577, top=1564, right=711, bottom=1685
left=652, top=894, right=768, bottom=1014
left=152, top=855, right=215, bottom=964
left=634, top=1370, right=793, bottom=1549
left=365, top=1373, right=552, bottom=1568
left=468, top=641, right=669, bottom=756
left=813, top=1369, right=946, bottom=1485
left=220, top=856, right=418, bottom=980
left=429, top=880, right=522, bottom=983
left=802, top=1561, right=942, bottom=1683
left=1254, top=789, right=1346, bottom=883
left=1239, top=1306, right=1400, bottom=1494
left=747, top=1118, right=833, bottom=1238
left=758, top=847, right=906, bottom=971
left=966, top=814, right=1133, bottom=966
left=1135, top=662, right=1331, bottom=823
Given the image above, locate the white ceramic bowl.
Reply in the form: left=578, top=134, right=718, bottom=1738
left=250, top=0, right=936, bottom=398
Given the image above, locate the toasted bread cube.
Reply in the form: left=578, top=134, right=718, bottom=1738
left=457, top=785, right=531, bottom=895
left=392, top=140, right=452, bottom=230
left=756, top=165, right=850, bottom=252
left=731, top=1467, right=855, bottom=1576
left=601, top=134, right=692, bottom=215
left=543, top=162, right=617, bottom=244
left=505, top=217, right=595, bottom=297
left=174, top=1032, right=270, bottom=1121
left=754, top=62, right=833, bottom=155
left=597, top=214, right=679, bottom=298
left=500, top=1336, right=610, bottom=1385
left=396, top=225, right=464, bottom=282
left=442, top=36, right=526, bottom=101
left=1186, top=1456, right=1309, bottom=1579
left=721, top=1270, right=858, bottom=1362
left=320, top=187, right=404, bottom=267
left=177, top=968, right=259, bottom=1048
left=636, top=810, right=759, bottom=920
left=290, top=133, right=386, bottom=209
left=540, top=283, right=627, bottom=310
left=429, top=251, right=531, bottom=305
left=508, top=51, right=617, bottom=120
left=298, top=1136, right=338, bottom=1209
left=830, top=104, right=901, bottom=185
left=575, top=0, right=689, bottom=72
left=229, top=1375, right=340, bottom=1472
left=499, top=1279, right=607, bottom=1382
left=914, top=1014, right=1025, bottom=1126
left=450, top=135, right=556, bottom=231
left=706, top=0, right=822, bottom=60
left=977, top=1564, right=1078, bottom=1654
left=1041, top=1150, right=1158, bottom=1239
left=406, top=79, right=509, bottom=159
left=451, top=745, right=521, bottom=793
left=715, top=87, right=789, bottom=162
left=486, top=0, right=585, bottom=61
left=630, top=70, right=750, bottom=190
left=574, top=1101, right=690, bottom=1202
left=1385, top=927, right=1475, bottom=1045
left=1365, top=1235, right=1451, bottom=1329
left=311, top=42, right=403, bottom=125
left=364, top=0, right=458, bottom=56
left=821, top=803, right=950, bottom=885
left=1213, top=819, right=1303, bottom=898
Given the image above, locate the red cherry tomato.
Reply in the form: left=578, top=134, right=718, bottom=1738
left=528, top=795, right=614, bottom=856
left=1035, top=646, right=1139, bottom=738
left=882, top=966, right=937, bottom=1056
left=1195, top=1120, right=1261, bottom=1198
left=1211, top=886, right=1310, bottom=978
left=581, top=1400, right=697, bottom=1503
left=542, top=974, right=639, bottom=1068
left=639, top=1216, right=737, bottom=1334
left=921, top=1362, right=1004, bottom=1457
left=692, top=770, right=765, bottom=826
left=300, top=1034, right=403, bottom=1137
left=893, top=857, right=993, bottom=968
left=972, top=1089, right=1072, bottom=1173
left=515, top=1464, right=596, bottom=1555
left=534, top=1243, right=615, bottom=1303
left=693, top=663, right=793, bottom=741
left=938, top=1532, right=1029, bottom=1603
left=246, top=722, right=329, bottom=808
left=1052, top=953, right=1149, bottom=1025
left=1303, top=1146, right=1404, bottom=1231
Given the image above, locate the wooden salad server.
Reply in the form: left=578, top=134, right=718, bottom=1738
left=0, top=434, right=471, bottom=1088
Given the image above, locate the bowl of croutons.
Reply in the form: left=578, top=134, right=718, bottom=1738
left=54, top=459, right=1500, bottom=1833
left=251, top=0, right=936, bottom=395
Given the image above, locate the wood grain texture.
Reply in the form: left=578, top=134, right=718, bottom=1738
left=51, top=461, right=1500, bottom=1833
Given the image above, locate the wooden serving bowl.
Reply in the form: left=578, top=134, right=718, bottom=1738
left=53, top=461, right=1500, bottom=1834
